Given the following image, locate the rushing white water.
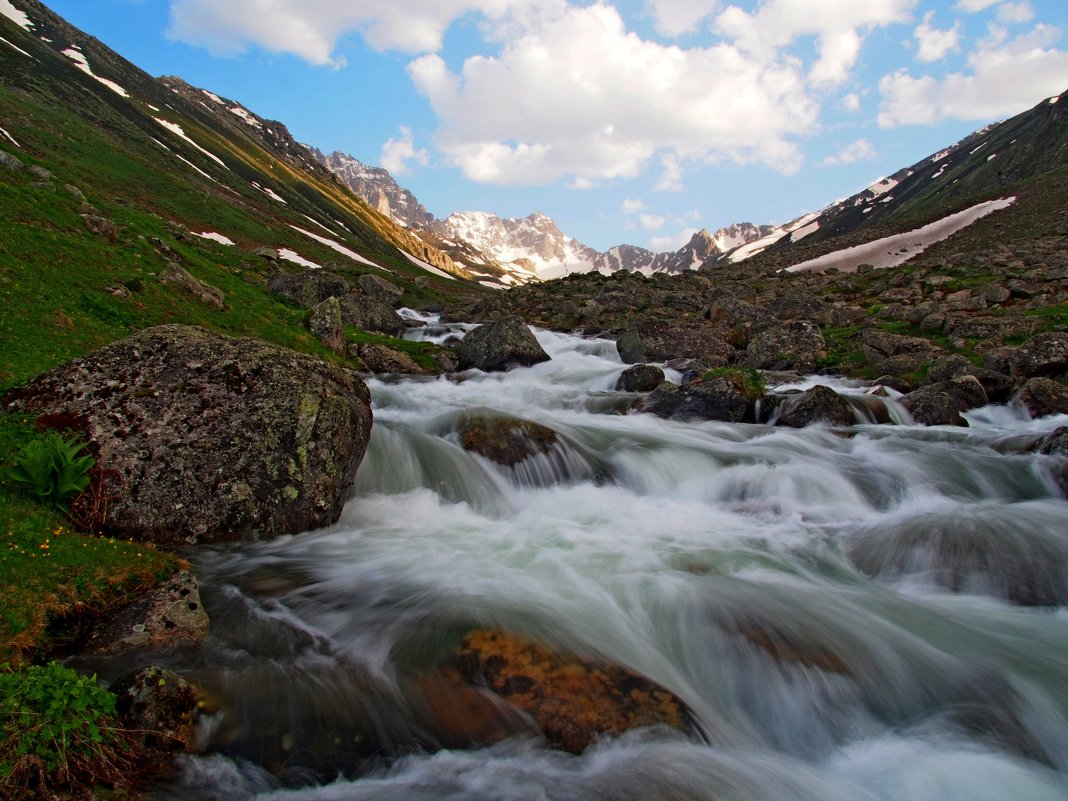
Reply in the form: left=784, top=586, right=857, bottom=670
left=106, top=323, right=1067, bottom=801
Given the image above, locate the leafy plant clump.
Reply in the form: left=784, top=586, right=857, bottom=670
left=9, top=433, right=95, bottom=513
left=701, top=367, right=767, bottom=401
left=0, top=661, right=137, bottom=799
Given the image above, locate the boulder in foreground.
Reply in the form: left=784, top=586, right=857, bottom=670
left=457, top=316, right=550, bottom=372
left=8, top=325, right=372, bottom=545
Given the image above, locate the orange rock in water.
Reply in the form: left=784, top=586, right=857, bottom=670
left=443, top=629, right=689, bottom=754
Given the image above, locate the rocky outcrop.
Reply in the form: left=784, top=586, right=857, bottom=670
left=307, top=297, right=346, bottom=355
left=338, top=294, right=406, bottom=336
left=458, top=416, right=558, bottom=466
left=616, top=364, right=665, bottom=393
left=746, top=320, right=826, bottom=373
left=443, top=629, right=690, bottom=754
left=267, top=270, right=353, bottom=309
left=7, top=325, right=373, bottom=545
left=1013, top=333, right=1068, bottom=379
left=616, top=330, right=647, bottom=364
left=82, top=214, right=118, bottom=240
left=112, top=666, right=200, bottom=752
left=84, top=570, right=208, bottom=654
left=1011, top=378, right=1068, bottom=418
left=639, top=377, right=751, bottom=423
left=777, top=385, right=855, bottom=428
left=160, top=263, right=225, bottom=311
left=901, top=376, right=988, bottom=426
left=861, top=329, right=947, bottom=376
left=632, top=322, right=734, bottom=364
left=457, top=316, right=551, bottom=372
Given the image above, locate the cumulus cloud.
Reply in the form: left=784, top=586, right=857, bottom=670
left=842, top=92, right=862, bottom=111
left=955, top=0, right=1000, bottom=11
left=410, top=3, right=818, bottom=187
left=820, top=138, right=876, bottom=165
left=640, top=213, right=668, bottom=230
left=646, top=0, right=719, bottom=36
left=714, top=0, right=916, bottom=86
left=997, top=2, right=1034, bottom=24
left=914, top=12, right=960, bottom=62
left=379, top=127, right=429, bottom=175
left=166, top=0, right=534, bottom=64
left=879, top=23, right=1068, bottom=126
left=622, top=198, right=646, bottom=213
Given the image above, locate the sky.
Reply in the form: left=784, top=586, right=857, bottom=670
left=38, top=0, right=1068, bottom=252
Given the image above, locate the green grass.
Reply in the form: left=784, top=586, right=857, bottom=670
left=0, top=414, right=177, bottom=664
left=700, top=367, right=766, bottom=400
left=347, top=328, right=451, bottom=372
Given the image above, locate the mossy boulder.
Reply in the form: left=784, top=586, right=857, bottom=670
left=458, top=415, right=558, bottom=466
left=616, top=364, right=665, bottom=393
left=7, top=325, right=372, bottom=545
left=456, top=316, right=550, bottom=372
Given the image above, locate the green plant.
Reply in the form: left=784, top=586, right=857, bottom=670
left=0, top=661, right=132, bottom=798
left=9, top=433, right=95, bottom=513
left=701, top=367, right=767, bottom=401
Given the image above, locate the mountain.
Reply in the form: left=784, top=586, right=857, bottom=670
left=716, top=89, right=1068, bottom=273
left=315, top=151, right=777, bottom=281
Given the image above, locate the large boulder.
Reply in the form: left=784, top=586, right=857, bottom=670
left=354, top=343, right=429, bottom=375
left=307, top=296, right=346, bottom=355
left=358, top=273, right=404, bottom=304
left=1013, top=333, right=1068, bottom=379
left=615, top=329, right=647, bottom=364
left=639, top=377, right=751, bottom=423
left=861, top=329, right=946, bottom=376
left=7, top=325, right=372, bottom=545
left=160, top=263, right=225, bottom=311
left=443, top=629, right=690, bottom=754
left=616, top=364, right=665, bottom=393
left=901, top=376, right=988, bottom=426
left=924, top=355, right=1014, bottom=403
left=458, top=415, right=559, bottom=466
left=777, top=385, right=855, bottom=428
left=632, top=321, right=735, bottom=364
left=111, top=666, right=200, bottom=753
left=457, top=316, right=551, bottom=372
left=338, top=294, right=407, bottom=337
left=746, top=320, right=826, bottom=373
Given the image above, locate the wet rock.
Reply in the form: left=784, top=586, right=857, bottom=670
left=7, top=325, right=373, bottom=545
left=1011, top=377, right=1068, bottom=418
left=159, top=263, right=225, bottom=311
left=358, top=273, right=403, bottom=304
left=84, top=569, right=208, bottom=654
left=444, top=629, right=690, bottom=754
left=458, top=415, right=558, bottom=466
left=616, top=364, right=665, bottom=393
left=901, top=376, right=988, bottom=426
left=746, top=320, right=826, bottom=373
left=729, top=620, right=849, bottom=675
left=339, top=294, right=407, bottom=336
left=111, top=666, right=200, bottom=752
left=457, top=316, right=550, bottom=372
left=924, top=355, right=1013, bottom=402
left=307, top=296, right=346, bottom=355
left=639, top=377, right=750, bottom=423
left=777, top=385, right=855, bottom=428
left=82, top=214, right=118, bottom=240
left=1038, top=426, right=1068, bottom=457
left=355, top=343, right=428, bottom=375
left=616, top=329, right=647, bottom=364
left=267, top=270, right=353, bottom=309
left=431, top=348, right=459, bottom=373
left=1013, top=333, right=1068, bottom=379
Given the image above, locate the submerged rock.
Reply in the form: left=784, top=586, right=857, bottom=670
left=456, top=316, right=551, bottom=372
left=458, top=415, right=559, bottom=466
left=444, top=629, right=690, bottom=754
left=8, top=325, right=373, bottom=545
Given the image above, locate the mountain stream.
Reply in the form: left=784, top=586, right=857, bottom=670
left=88, top=317, right=1068, bottom=800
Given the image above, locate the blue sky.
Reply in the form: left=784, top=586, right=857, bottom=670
left=41, top=0, right=1068, bottom=251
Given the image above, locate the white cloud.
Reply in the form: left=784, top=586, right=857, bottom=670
left=622, top=198, right=646, bottom=213
left=646, top=0, right=719, bottom=37
left=650, top=226, right=698, bottom=251
left=379, top=126, right=429, bottom=175
left=166, top=0, right=535, bottom=64
left=914, top=12, right=960, bottom=62
left=955, top=0, right=1000, bottom=11
left=879, top=23, right=1068, bottom=126
left=640, top=213, right=667, bottom=230
left=410, top=3, right=817, bottom=187
left=997, top=2, right=1034, bottom=24
left=842, top=92, right=862, bottom=111
left=820, top=138, right=876, bottom=165
left=655, top=153, right=686, bottom=192
left=714, top=0, right=916, bottom=86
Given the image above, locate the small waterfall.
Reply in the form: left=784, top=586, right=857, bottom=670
left=104, top=322, right=1067, bottom=801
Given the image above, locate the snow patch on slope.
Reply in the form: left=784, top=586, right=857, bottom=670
left=785, top=198, right=1016, bottom=274
left=0, top=125, right=19, bottom=147
left=252, top=182, right=287, bottom=204
left=229, top=106, right=263, bottom=129
left=194, top=231, right=235, bottom=246
left=153, top=117, right=228, bottom=169
left=0, top=34, right=31, bottom=57
left=0, top=0, right=32, bottom=29
left=289, top=225, right=383, bottom=269
left=401, top=251, right=456, bottom=281
left=62, top=47, right=130, bottom=97
left=279, top=249, right=323, bottom=270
